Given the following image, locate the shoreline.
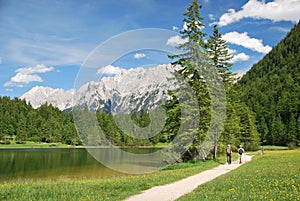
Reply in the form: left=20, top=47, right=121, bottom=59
left=0, top=143, right=167, bottom=149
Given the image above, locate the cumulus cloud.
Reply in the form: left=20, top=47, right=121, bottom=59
left=172, top=26, right=179, bottom=31
left=227, top=48, right=250, bottom=63
left=232, top=52, right=250, bottom=62
left=97, top=65, right=125, bottom=75
left=222, top=32, right=272, bottom=54
left=4, top=64, right=54, bottom=87
left=133, top=53, right=146, bottom=59
left=217, top=0, right=300, bottom=26
left=167, top=35, right=188, bottom=47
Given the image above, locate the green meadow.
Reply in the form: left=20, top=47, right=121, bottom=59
left=1, top=150, right=299, bottom=200
left=0, top=157, right=221, bottom=201
left=178, top=150, right=300, bottom=201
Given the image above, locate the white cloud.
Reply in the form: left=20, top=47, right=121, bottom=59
left=222, top=32, right=272, bottom=54
left=172, top=26, right=179, bottom=31
left=15, top=64, right=54, bottom=74
left=228, top=49, right=237, bottom=55
left=231, top=52, right=250, bottom=62
left=97, top=65, right=125, bottom=75
left=167, top=35, right=188, bottom=47
left=227, top=48, right=250, bottom=63
left=133, top=53, right=146, bottom=59
left=217, top=0, right=300, bottom=26
left=208, top=14, right=215, bottom=21
left=4, top=64, right=54, bottom=87
left=227, top=49, right=250, bottom=62
left=11, top=74, right=43, bottom=85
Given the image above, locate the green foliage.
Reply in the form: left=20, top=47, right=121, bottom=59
left=165, top=0, right=260, bottom=160
left=236, top=22, right=300, bottom=147
left=206, top=25, right=236, bottom=89
left=167, top=0, right=212, bottom=162
left=0, top=96, right=80, bottom=145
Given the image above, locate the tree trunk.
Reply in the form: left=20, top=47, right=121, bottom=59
left=213, top=133, right=218, bottom=160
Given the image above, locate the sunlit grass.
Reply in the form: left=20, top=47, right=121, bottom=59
left=178, top=149, right=300, bottom=201
left=0, top=157, right=221, bottom=201
left=0, top=141, right=73, bottom=149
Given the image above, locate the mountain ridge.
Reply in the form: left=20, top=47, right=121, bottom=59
left=21, top=64, right=174, bottom=113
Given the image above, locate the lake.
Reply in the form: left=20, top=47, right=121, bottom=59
left=0, top=148, right=161, bottom=182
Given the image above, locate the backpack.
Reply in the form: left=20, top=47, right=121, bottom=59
left=238, top=148, right=244, bottom=155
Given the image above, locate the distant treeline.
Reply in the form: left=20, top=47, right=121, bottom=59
left=0, top=97, right=79, bottom=145
left=0, top=94, right=260, bottom=153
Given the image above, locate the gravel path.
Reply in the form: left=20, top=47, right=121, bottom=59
left=124, top=154, right=253, bottom=201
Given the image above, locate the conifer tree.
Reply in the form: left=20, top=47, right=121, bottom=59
left=206, top=25, right=236, bottom=89
left=168, top=0, right=212, bottom=161
left=206, top=25, right=234, bottom=159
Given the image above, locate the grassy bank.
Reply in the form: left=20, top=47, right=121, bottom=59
left=0, top=141, right=74, bottom=149
left=178, top=149, right=300, bottom=201
left=0, top=141, right=170, bottom=149
left=0, top=157, right=225, bottom=201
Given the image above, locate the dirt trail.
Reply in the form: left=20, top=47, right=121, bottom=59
left=124, top=154, right=253, bottom=201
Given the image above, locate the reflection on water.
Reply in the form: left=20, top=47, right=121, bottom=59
left=87, top=147, right=165, bottom=174
left=0, top=147, right=162, bottom=182
left=0, top=148, right=120, bottom=181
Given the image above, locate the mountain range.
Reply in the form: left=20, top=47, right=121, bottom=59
left=21, top=64, right=175, bottom=113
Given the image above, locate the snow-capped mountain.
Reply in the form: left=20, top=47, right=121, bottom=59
left=20, top=86, right=74, bottom=110
left=21, top=64, right=175, bottom=112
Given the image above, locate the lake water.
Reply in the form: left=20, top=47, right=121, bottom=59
left=0, top=148, right=160, bottom=182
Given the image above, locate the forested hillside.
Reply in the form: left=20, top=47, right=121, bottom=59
left=0, top=96, right=80, bottom=145
left=236, top=22, right=300, bottom=147
left=0, top=96, right=161, bottom=146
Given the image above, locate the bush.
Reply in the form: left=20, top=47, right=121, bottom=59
left=288, top=142, right=298, bottom=150
left=0, top=140, right=11, bottom=144
left=15, top=141, right=26, bottom=144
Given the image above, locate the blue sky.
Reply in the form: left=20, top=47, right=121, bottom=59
left=0, top=0, right=299, bottom=97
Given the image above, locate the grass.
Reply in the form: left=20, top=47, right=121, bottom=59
left=262, top=145, right=289, bottom=150
left=0, top=157, right=225, bottom=201
left=0, top=141, right=74, bottom=149
left=178, top=149, right=300, bottom=201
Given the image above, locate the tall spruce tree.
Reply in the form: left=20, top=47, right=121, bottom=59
left=206, top=25, right=236, bottom=159
left=168, top=0, right=212, bottom=161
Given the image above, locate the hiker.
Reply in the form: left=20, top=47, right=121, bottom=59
left=238, top=145, right=245, bottom=163
left=226, top=144, right=232, bottom=164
